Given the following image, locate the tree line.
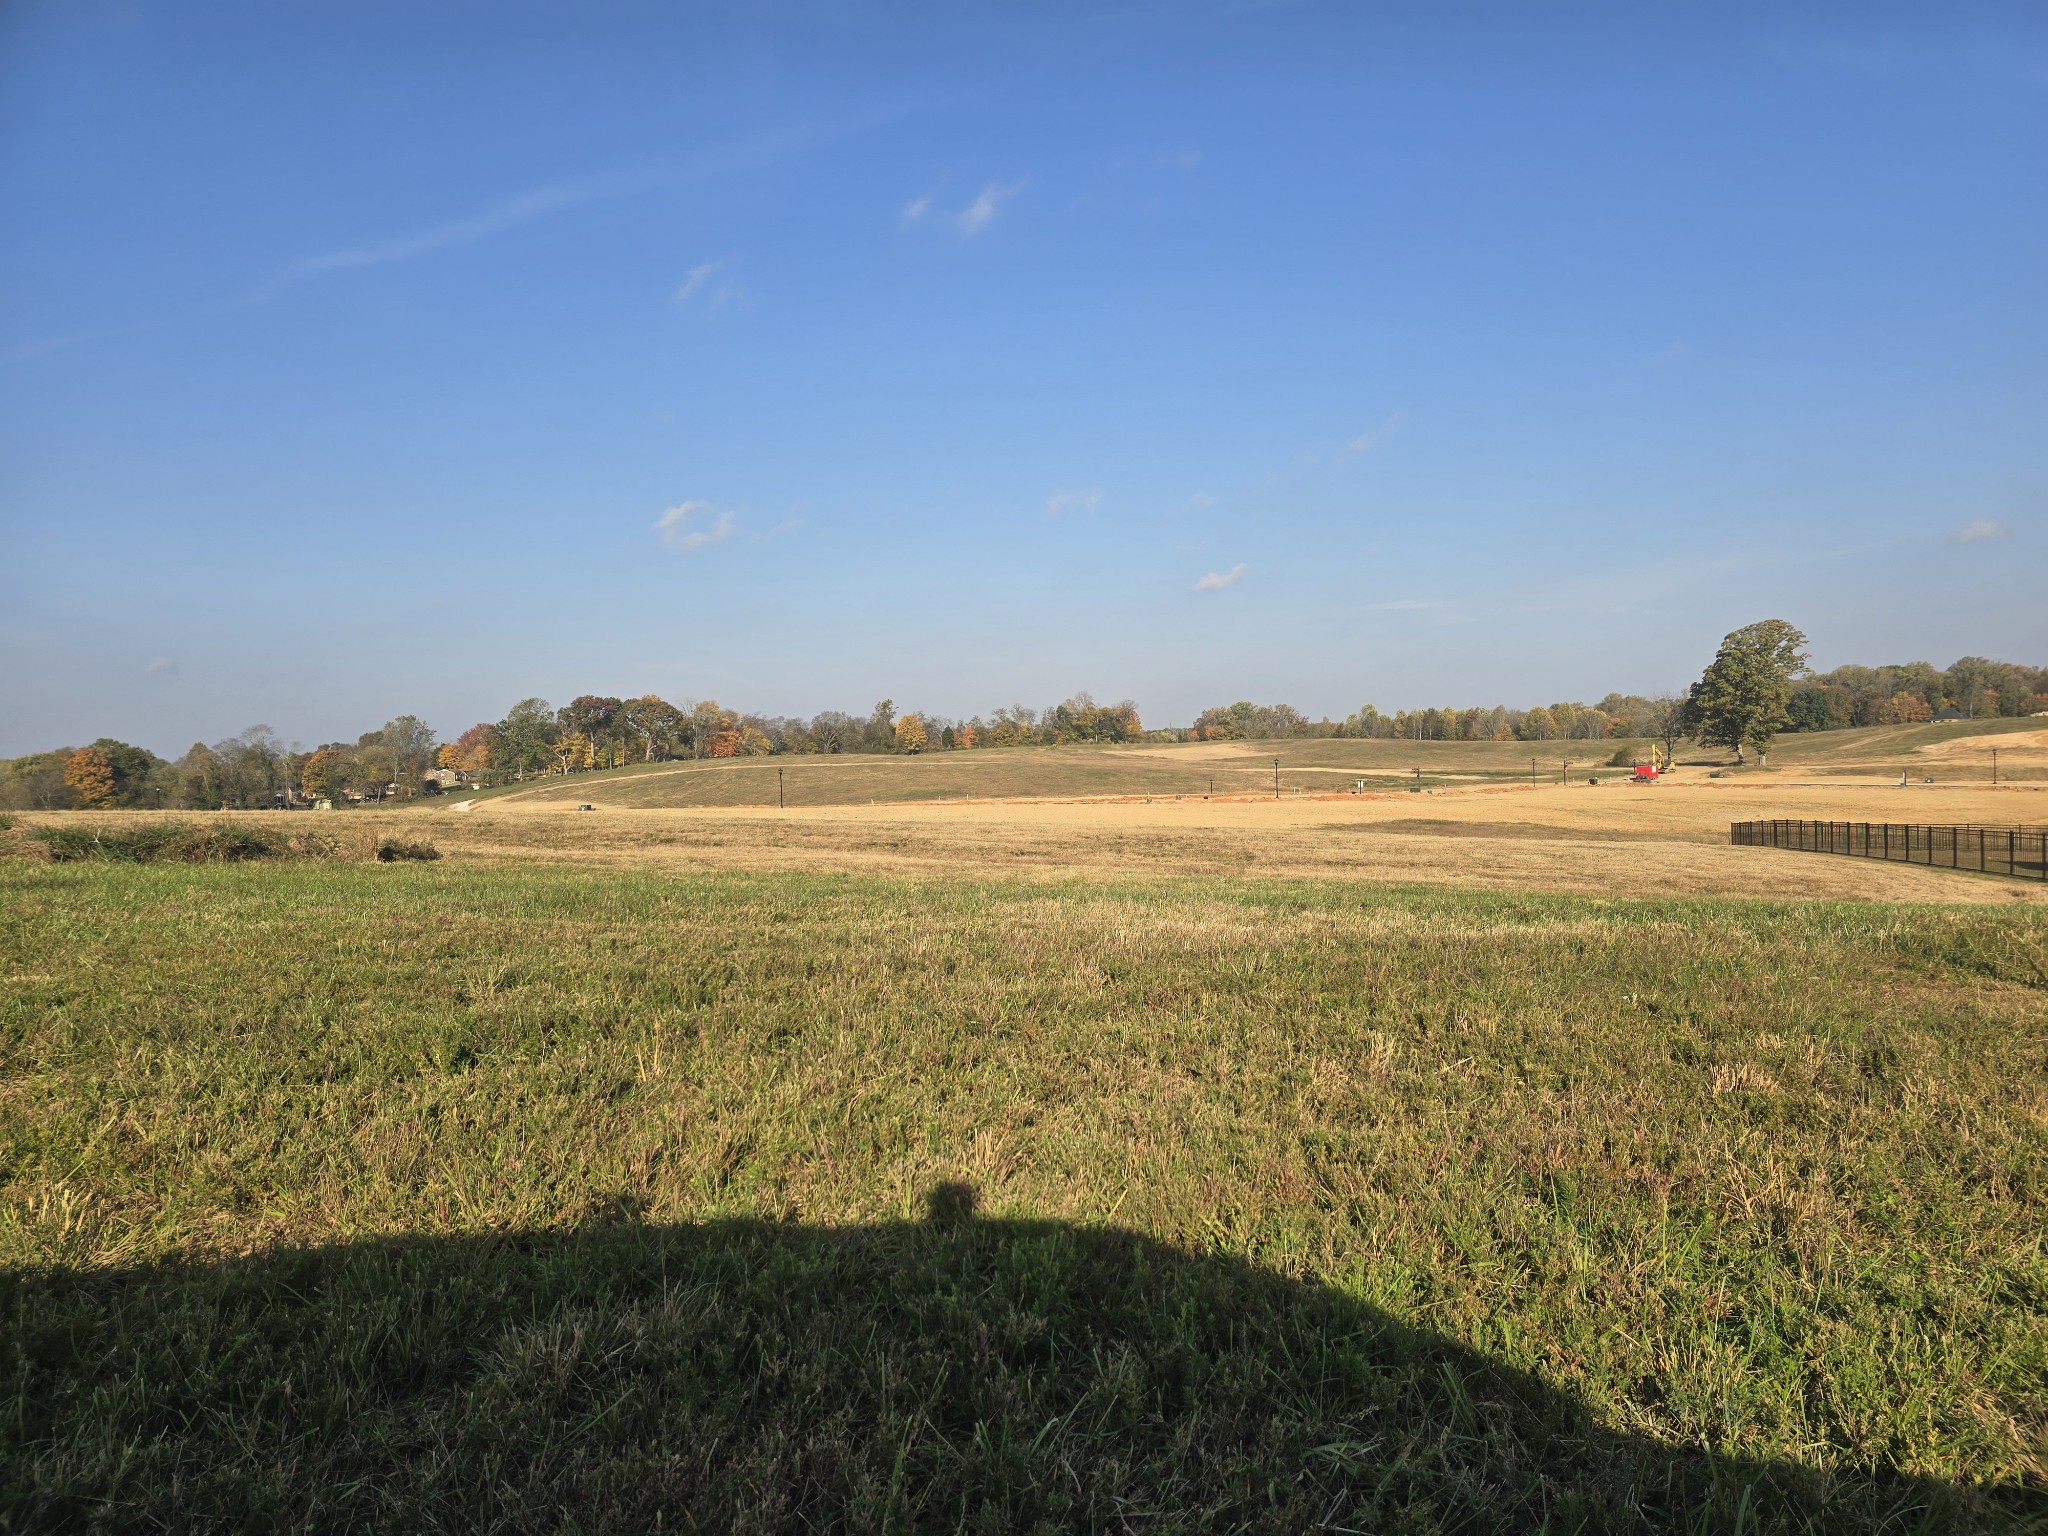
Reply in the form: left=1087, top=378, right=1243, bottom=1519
left=1192, top=640, right=2044, bottom=757
left=5, top=637, right=2040, bottom=811
left=0, top=694, right=1145, bottom=811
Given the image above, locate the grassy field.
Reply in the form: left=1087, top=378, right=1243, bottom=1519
left=3, top=815, right=2046, bottom=1530
left=413, top=776, right=2048, bottom=906
left=463, top=718, right=2047, bottom=812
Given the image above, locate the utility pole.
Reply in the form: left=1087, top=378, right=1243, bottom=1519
left=1273, top=757, right=1280, bottom=799
left=778, top=767, right=784, bottom=808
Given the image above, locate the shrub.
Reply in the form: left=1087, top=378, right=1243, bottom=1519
left=31, top=821, right=289, bottom=863
left=376, top=838, right=441, bottom=863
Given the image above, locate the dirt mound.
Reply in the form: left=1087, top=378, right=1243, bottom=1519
left=1914, top=728, right=2048, bottom=760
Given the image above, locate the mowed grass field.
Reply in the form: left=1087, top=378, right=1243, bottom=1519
left=4, top=755, right=2047, bottom=1531
left=466, top=717, right=2048, bottom=811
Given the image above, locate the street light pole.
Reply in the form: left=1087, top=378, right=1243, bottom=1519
left=1273, top=757, right=1280, bottom=799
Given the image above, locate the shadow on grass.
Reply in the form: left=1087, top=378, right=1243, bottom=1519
left=3, top=1185, right=2019, bottom=1534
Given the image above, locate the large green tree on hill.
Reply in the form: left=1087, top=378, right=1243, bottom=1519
left=1682, top=620, right=1810, bottom=767
left=490, top=699, right=557, bottom=780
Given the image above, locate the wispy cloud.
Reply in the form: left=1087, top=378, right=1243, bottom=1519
left=144, top=657, right=179, bottom=677
left=655, top=500, right=739, bottom=551
left=4, top=333, right=82, bottom=366
left=1347, top=410, right=1405, bottom=456
left=1183, top=491, right=1215, bottom=512
left=293, top=128, right=813, bottom=277
left=1657, top=339, right=1692, bottom=363
left=298, top=178, right=614, bottom=273
left=1193, top=563, right=1246, bottom=592
left=673, top=261, right=722, bottom=303
left=1950, top=517, right=2009, bottom=544
left=958, top=180, right=1024, bottom=235
left=1046, top=487, right=1102, bottom=516
left=899, top=194, right=932, bottom=226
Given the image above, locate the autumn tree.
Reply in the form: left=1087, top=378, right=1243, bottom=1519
left=438, top=723, right=492, bottom=775
left=301, top=748, right=345, bottom=802
left=1880, top=691, right=1932, bottom=725
left=1682, top=620, right=1810, bottom=766
left=552, top=731, right=596, bottom=773
left=64, top=747, right=115, bottom=808
left=690, top=700, right=736, bottom=759
left=894, top=713, right=928, bottom=754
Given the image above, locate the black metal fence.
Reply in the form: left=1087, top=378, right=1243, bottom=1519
left=1731, top=820, right=2048, bottom=881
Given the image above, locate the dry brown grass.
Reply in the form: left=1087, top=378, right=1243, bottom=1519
left=423, top=777, right=2048, bottom=902
left=21, top=774, right=2043, bottom=902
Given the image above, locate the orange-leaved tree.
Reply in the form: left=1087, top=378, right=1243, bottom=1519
left=894, top=714, right=928, bottom=754
left=63, top=747, right=115, bottom=808
left=440, top=723, right=492, bottom=774
left=1880, top=692, right=1932, bottom=725
left=301, top=748, right=345, bottom=802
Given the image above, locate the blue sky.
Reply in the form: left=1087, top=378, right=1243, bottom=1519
left=2, top=2, right=2044, bottom=756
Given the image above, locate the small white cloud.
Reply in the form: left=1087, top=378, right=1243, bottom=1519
left=900, top=194, right=932, bottom=226
left=673, top=261, right=721, bottom=303
left=144, top=658, right=179, bottom=677
left=1193, top=563, right=1246, bottom=592
left=1046, top=487, right=1102, bottom=516
left=1950, top=517, right=2009, bottom=545
left=1657, top=340, right=1691, bottom=363
left=1184, top=491, right=1215, bottom=511
left=655, top=500, right=739, bottom=551
left=1347, top=410, right=1405, bottom=456
left=958, top=181, right=1023, bottom=235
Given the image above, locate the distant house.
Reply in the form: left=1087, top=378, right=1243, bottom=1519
left=1933, top=708, right=1968, bottom=722
left=424, top=767, right=468, bottom=788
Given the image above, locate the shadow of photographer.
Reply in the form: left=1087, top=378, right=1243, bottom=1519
left=5, top=1182, right=2020, bottom=1533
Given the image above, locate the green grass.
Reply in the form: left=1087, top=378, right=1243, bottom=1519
left=2, top=861, right=2045, bottom=1531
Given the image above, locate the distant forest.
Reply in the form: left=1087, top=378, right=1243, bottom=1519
left=5, top=655, right=2042, bottom=812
